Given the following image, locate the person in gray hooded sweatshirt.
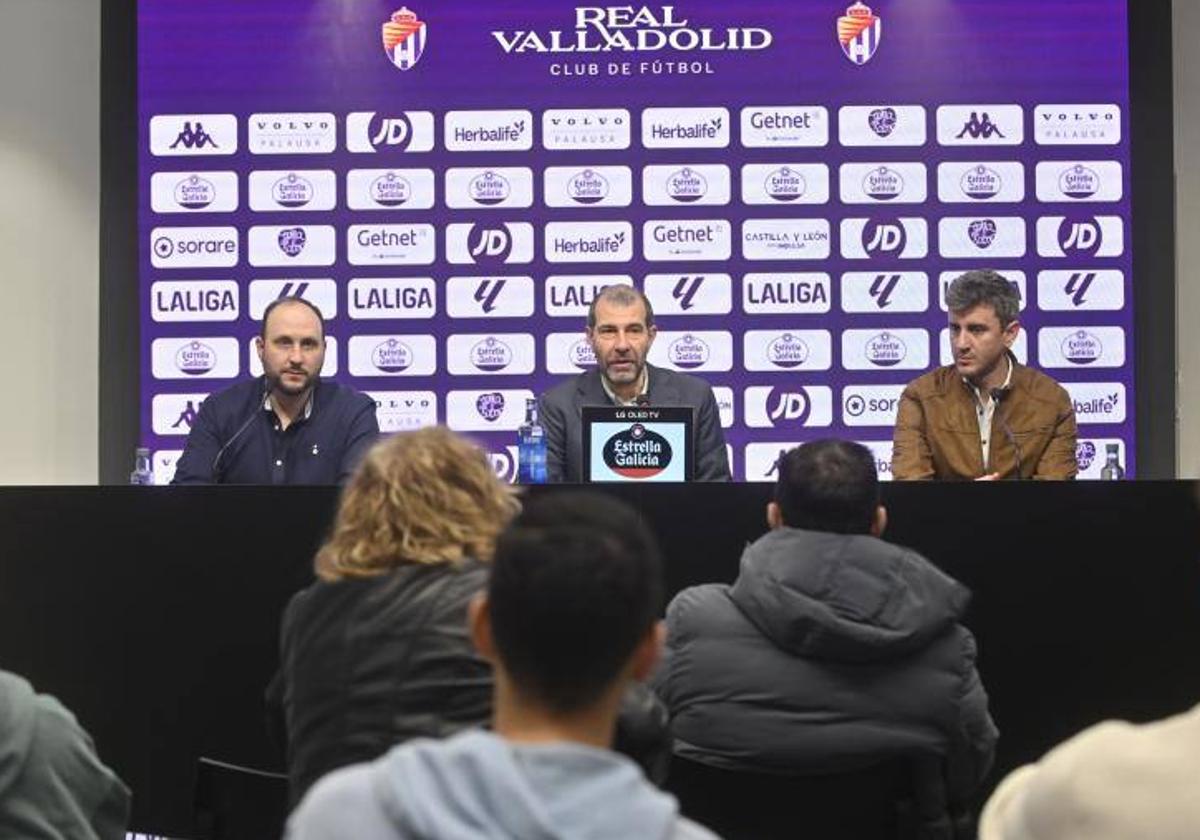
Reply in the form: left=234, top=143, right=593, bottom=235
left=286, top=491, right=718, bottom=840
left=0, top=669, right=129, bottom=839
left=656, top=440, right=998, bottom=821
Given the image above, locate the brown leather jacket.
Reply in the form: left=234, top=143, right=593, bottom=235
left=892, top=359, right=1077, bottom=480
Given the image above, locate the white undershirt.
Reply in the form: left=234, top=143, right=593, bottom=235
left=966, top=356, right=1013, bottom=472
left=600, top=366, right=650, bottom=406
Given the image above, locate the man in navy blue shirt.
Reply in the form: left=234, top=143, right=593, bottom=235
left=172, top=297, right=379, bottom=485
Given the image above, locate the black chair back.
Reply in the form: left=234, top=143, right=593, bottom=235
left=193, top=756, right=289, bottom=840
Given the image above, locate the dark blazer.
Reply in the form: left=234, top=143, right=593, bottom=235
left=538, top=364, right=731, bottom=483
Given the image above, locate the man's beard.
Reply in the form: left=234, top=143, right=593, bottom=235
left=268, top=367, right=313, bottom=397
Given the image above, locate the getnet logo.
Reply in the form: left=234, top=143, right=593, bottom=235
left=346, top=111, right=436, bottom=153
left=744, top=386, right=833, bottom=428
left=347, top=224, right=436, bottom=266
left=151, top=227, right=239, bottom=269
left=382, top=7, right=428, bottom=71
left=644, top=219, right=732, bottom=261
left=740, top=106, right=828, bottom=148
left=248, top=113, right=336, bottom=155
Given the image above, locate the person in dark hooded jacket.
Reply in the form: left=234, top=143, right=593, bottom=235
left=655, top=439, right=998, bottom=805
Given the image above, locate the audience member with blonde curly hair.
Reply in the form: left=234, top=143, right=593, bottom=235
left=267, top=426, right=520, bottom=804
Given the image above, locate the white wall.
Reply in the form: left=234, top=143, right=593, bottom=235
left=1175, top=0, right=1200, bottom=477
left=0, top=0, right=99, bottom=484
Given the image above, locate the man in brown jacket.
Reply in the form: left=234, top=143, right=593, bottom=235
left=892, top=270, right=1077, bottom=480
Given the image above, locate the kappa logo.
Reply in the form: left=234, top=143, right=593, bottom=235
left=170, top=122, right=219, bottom=150
left=837, top=2, right=882, bottom=65
left=382, top=7, right=427, bottom=71
left=672, top=276, right=704, bottom=311
left=956, top=111, right=1006, bottom=140
left=869, top=273, right=901, bottom=308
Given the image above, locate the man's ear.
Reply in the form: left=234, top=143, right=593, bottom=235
left=871, top=505, right=888, bottom=537
left=766, top=501, right=783, bottom=530
left=629, top=621, right=664, bottom=682
left=468, top=593, right=497, bottom=664
left=254, top=335, right=265, bottom=361
left=1003, top=319, right=1021, bottom=348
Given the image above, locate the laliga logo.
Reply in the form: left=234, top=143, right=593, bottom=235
left=667, top=167, right=707, bottom=203
left=863, top=165, right=903, bottom=201
left=868, top=107, right=897, bottom=137
left=603, top=424, right=672, bottom=479
left=372, top=338, right=413, bottom=373
left=837, top=2, right=882, bottom=65
left=764, top=166, right=806, bottom=202
left=471, top=337, right=513, bottom=372
left=1060, top=164, right=1100, bottom=199
left=768, top=333, right=810, bottom=369
left=570, top=339, right=596, bottom=369
left=669, top=334, right=709, bottom=369
left=1076, top=441, right=1097, bottom=471
left=371, top=171, right=413, bottom=207
left=476, top=392, right=506, bottom=422
left=175, top=340, right=217, bottom=375
left=569, top=169, right=609, bottom=204
left=866, top=331, right=907, bottom=367
left=174, top=174, right=215, bottom=210
left=383, top=7, right=427, bottom=71
left=272, top=173, right=314, bottom=209
left=470, top=170, right=511, bottom=206
left=1062, top=330, right=1103, bottom=365
left=961, top=165, right=1001, bottom=200
left=278, top=227, right=307, bottom=257
left=769, top=389, right=812, bottom=424
left=968, top=218, right=997, bottom=249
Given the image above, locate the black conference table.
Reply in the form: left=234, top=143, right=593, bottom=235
left=1, top=481, right=1198, bottom=836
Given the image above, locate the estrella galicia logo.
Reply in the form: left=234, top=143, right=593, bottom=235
left=868, top=107, right=897, bottom=137
left=961, top=165, right=1002, bottom=200
left=174, top=175, right=216, bottom=209
left=470, top=337, right=513, bottom=372
left=668, top=334, right=709, bottom=370
left=175, top=341, right=217, bottom=375
left=372, top=338, right=413, bottom=373
left=666, top=167, right=707, bottom=203
left=1057, top=216, right=1103, bottom=257
left=1059, top=164, right=1100, bottom=199
left=1076, top=441, right=1097, bottom=471
left=469, top=170, right=511, bottom=206
left=837, top=2, right=882, bottom=65
left=568, top=169, right=609, bottom=205
left=370, top=172, right=413, bottom=207
left=764, top=166, right=806, bottom=202
left=271, top=173, right=314, bottom=209
left=968, top=218, right=997, bottom=248
left=603, top=424, right=673, bottom=479
left=468, top=224, right=513, bottom=265
left=865, top=331, right=907, bottom=367
left=1062, top=330, right=1103, bottom=365
left=863, top=166, right=904, bottom=201
left=382, top=7, right=427, bottom=71
left=768, top=388, right=813, bottom=424
left=476, top=392, right=505, bottom=422
left=570, top=339, right=596, bottom=369
left=768, top=333, right=810, bottom=369
left=863, top=217, right=906, bottom=255
left=277, top=227, right=307, bottom=257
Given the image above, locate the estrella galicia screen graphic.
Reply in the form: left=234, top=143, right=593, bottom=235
left=138, top=0, right=1134, bottom=482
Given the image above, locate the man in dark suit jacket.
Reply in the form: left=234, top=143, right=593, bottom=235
left=538, top=285, right=730, bottom=483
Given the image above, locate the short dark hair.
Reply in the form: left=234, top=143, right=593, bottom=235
left=586, top=284, right=655, bottom=329
left=488, top=492, right=664, bottom=713
left=774, top=440, right=880, bottom=535
left=261, top=296, right=325, bottom=340
left=945, top=269, right=1020, bottom=327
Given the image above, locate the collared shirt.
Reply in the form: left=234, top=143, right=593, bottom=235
left=599, top=365, right=650, bottom=406
left=172, top=378, right=380, bottom=485
left=966, top=356, right=1014, bottom=471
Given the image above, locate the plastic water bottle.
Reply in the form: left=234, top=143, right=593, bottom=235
left=517, top=398, right=548, bottom=484
left=1099, top=443, right=1124, bottom=480
left=130, top=447, right=154, bottom=485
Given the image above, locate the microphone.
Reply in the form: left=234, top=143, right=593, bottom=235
left=211, top=382, right=269, bottom=482
left=990, top=388, right=1024, bottom=479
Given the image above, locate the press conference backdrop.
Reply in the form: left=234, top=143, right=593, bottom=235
left=137, top=0, right=1135, bottom=482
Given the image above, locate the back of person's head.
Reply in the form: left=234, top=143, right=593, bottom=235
left=774, top=439, right=880, bottom=535
left=487, top=492, right=664, bottom=713
left=316, top=426, right=520, bottom=580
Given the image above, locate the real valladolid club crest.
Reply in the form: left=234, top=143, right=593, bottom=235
left=383, top=7, right=427, bottom=71
left=837, top=2, right=882, bottom=65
